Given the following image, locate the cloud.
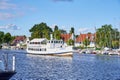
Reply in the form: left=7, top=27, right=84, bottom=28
left=0, top=12, right=15, bottom=20
left=0, top=24, right=20, bottom=30
left=50, top=24, right=58, bottom=29
left=0, top=12, right=25, bottom=20
left=0, top=0, right=36, bottom=20
left=0, top=0, right=16, bottom=10
left=78, top=27, right=94, bottom=33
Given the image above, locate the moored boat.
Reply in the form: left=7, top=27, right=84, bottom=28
left=0, top=54, right=16, bottom=80
left=26, top=35, right=73, bottom=56
left=0, top=71, right=16, bottom=80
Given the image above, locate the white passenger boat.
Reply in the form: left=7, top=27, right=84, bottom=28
left=26, top=35, right=73, bottom=55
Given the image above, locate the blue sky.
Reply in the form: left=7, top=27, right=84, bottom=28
left=0, top=0, right=120, bottom=36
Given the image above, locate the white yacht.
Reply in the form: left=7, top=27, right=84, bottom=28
left=26, top=35, right=73, bottom=55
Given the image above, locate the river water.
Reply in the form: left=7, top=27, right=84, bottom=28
left=0, top=50, right=120, bottom=80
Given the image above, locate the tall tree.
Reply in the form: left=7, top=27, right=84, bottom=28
left=54, top=30, right=61, bottom=40
left=67, top=39, right=74, bottom=46
left=53, top=25, right=61, bottom=40
left=96, top=24, right=119, bottom=48
left=83, top=38, right=90, bottom=47
left=70, top=27, right=75, bottom=46
left=59, top=29, right=67, bottom=34
left=54, top=25, right=58, bottom=31
left=3, top=32, right=12, bottom=44
left=70, top=27, right=74, bottom=34
left=0, top=31, right=4, bottom=44
left=29, top=22, right=53, bottom=39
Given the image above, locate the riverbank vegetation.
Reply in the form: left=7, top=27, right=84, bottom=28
left=29, top=22, right=75, bottom=45
left=0, top=22, right=120, bottom=49
left=96, top=24, right=120, bottom=49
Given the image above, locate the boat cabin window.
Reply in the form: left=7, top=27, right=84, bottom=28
left=47, top=40, right=63, bottom=44
left=56, top=41, right=58, bottom=43
left=41, top=41, right=46, bottom=44
left=35, top=42, right=37, bottom=44
left=51, top=41, right=53, bottom=43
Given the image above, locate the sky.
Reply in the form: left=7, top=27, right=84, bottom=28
left=0, top=0, right=120, bottom=37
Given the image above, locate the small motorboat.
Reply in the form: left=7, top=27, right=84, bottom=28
left=0, top=54, right=16, bottom=80
left=0, top=71, right=16, bottom=80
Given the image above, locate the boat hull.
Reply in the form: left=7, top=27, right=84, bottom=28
left=27, top=46, right=73, bottom=56
left=27, top=50, right=73, bottom=56
left=0, top=71, right=16, bottom=80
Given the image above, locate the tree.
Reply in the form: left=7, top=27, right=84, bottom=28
left=96, top=24, right=119, bottom=48
left=112, top=41, right=119, bottom=49
left=54, top=30, right=61, bottom=40
left=3, top=32, right=12, bottom=44
left=53, top=25, right=61, bottom=40
left=29, top=22, right=53, bottom=39
left=96, top=24, right=112, bottom=48
left=59, top=29, right=67, bottom=34
left=54, top=25, right=58, bottom=31
left=67, top=39, right=74, bottom=46
left=70, top=27, right=74, bottom=34
left=0, top=31, right=4, bottom=44
left=83, top=38, right=90, bottom=47
left=69, top=27, right=75, bottom=46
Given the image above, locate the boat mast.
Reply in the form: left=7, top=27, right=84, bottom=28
left=50, top=34, right=53, bottom=40
left=12, top=54, right=16, bottom=71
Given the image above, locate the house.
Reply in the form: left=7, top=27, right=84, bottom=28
left=60, top=34, right=73, bottom=42
left=12, top=36, right=26, bottom=49
left=75, top=33, right=96, bottom=47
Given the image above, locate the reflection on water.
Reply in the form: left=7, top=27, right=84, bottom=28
left=1, top=50, right=120, bottom=80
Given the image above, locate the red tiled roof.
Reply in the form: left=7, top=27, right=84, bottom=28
left=60, top=34, right=72, bottom=42
left=76, top=33, right=96, bottom=42
left=12, top=36, right=26, bottom=46
left=14, top=36, right=26, bottom=41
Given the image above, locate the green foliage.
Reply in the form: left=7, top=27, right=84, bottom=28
left=112, top=40, right=119, bottom=48
left=53, top=30, right=61, bottom=40
left=76, top=45, right=84, bottom=49
left=83, top=38, right=90, bottom=47
left=59, top=29, right=67, bottom=34
left=66, top=39, right=74, bottom=46
left=11, top=36, right=15, bottom=42
left=29, top=22, right=53, bottom=39
left=54, top=25, right=58, bottom=31
left=0, top=31, right=4, bottom=44
left=88, top=32, right=92, bottom=34
left=96, top=24, right=119, bottom=48
left=53, top=25, right=61, bottom=40
left=0, top=44, right=2, bottom=49
left=3, top=32, right=12, bottom=44
left=70, top=27, right=74, bottom=34
left=0, top=31, right=15, bottom=44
